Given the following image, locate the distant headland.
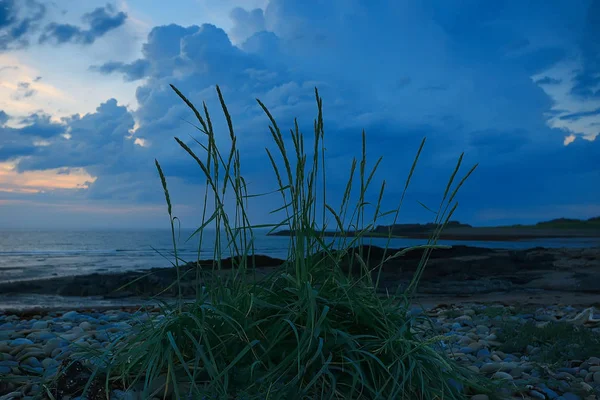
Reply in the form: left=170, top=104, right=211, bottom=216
left=267, top=216, right=600, bottom=241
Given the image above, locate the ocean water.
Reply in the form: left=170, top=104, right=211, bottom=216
left=1, top=229, right=599, bottom=283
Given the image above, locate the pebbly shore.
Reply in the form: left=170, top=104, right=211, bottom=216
left=1, top=302, right=600, bottom=399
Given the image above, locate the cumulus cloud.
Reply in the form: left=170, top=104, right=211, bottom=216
left=229, top=7, right=265, bottom=43
left=16, top=98, right=135, bottom=174
left=39, top=3, right=127, bottom=45
left=15, top=113, right=65, bottom=138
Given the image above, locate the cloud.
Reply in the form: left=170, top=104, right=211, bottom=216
left=5, top=0, right=600, bottom=228
left=570, top=0, right=600, bottom=100
left=14, top=81, right=37, bottom=98
left=229, top=7, right=265, bottom=43
left=0, top=110, right=8, bottom=125
left=0, top=162, right=95, bottom=193
left=0, top=0, right=47, bottom=50
left=89, top=59, right=150, bottom=81
left=534, top=61, right=600, bottom=141
left=39, top=3, right=127, bottom=45
left=559, top=107, right=600, bottom=121
left=16, top=98, right=135, bottom=174
left=0, top=65, right=18, bottom=72
left=16, top=113, right=65, bottom=138
left=536, top=76, right=562, bottom=85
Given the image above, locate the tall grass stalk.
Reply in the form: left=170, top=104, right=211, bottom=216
left=78, top=85, right=497, bottom=399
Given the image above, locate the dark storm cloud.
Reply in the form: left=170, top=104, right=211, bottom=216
left=570, top=0, right=600, bottom=99
left=8, top=0, right=600, bottom=226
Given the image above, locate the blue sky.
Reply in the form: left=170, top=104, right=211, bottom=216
left=0, top=0, right=598, bottom=229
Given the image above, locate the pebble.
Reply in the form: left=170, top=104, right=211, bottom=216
left=529, top=390, right=546, bottom=399
left=8, top=339, right=32, bottom=347
left=491, top=371, right=513, bottom=380
left=1, top=303, right=599, bottom=399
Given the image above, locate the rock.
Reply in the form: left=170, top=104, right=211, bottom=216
left=21, top=357, right=41, bottom=368
left=490, top=354, right=502, bottom=362
left=529, top=390, right=546, bottom=400
left=467, top=342, right=484, bottom=351
left=79, top=321, right=93, bottom=331
left=579, top=382, right=593, bottom=392
left=587, top=356, right=600, bottom=366
left=41, top=358, right=58, bottom=369
left=17, top=350, right=45, bottom=362
left=593, top=371, right=600, bottom=384
left=491, top=371, right=513, bottom=380
left=61, top=311, right=80, bottom=321
left=558, top=367, right=580, bottom=375
left=9, top=338, right=33, bottom=347
left=475, top=325, right=489, bottom=334
left=470, top=395, right=489, bottom=400
left=459, top=347, right=476, bottom=354
left=111, top=389, right=142, bottom=400
left=555, top=371, right=576, bottom=381
left=538, top=386, right=559, bottom=399
left=562, top=393, right=582, bottom=400
left=480, top=363, right=502, bottom=374
left=31, top=321, right=48, bottom=330
left=476, top=348, right=490, bottom=358
left=458, top=336, right=473, bottom=345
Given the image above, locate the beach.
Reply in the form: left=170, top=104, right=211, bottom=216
left=2, top=233, right=600, bottom=399
left=2, top=301, right=600, bottom=399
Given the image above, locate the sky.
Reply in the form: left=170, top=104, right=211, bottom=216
left=0, top=0, right=598, bottom=229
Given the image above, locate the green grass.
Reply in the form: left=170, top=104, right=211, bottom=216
left=61, top=85, right=500, bottom=399
left=498, top=319, right=600, bottom=365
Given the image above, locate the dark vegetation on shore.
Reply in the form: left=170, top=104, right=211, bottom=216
left=268, top=217, right=600, bottom=240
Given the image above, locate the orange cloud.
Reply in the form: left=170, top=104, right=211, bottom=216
left=0, top=161, right=96, bottom=193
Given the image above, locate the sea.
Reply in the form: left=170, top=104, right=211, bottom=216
left=1, top=229, right=600, bottom=284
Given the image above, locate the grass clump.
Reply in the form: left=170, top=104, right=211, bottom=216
left=498, top=319, right=600, bottom=365
left=75, top=85, right=496, bottom=399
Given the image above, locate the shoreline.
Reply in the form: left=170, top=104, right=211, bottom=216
left=2, top=289, right=600, bottom=315
left=268, top=227, right=600, bottom=241
left=0, top=244, right=599, bottom=312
